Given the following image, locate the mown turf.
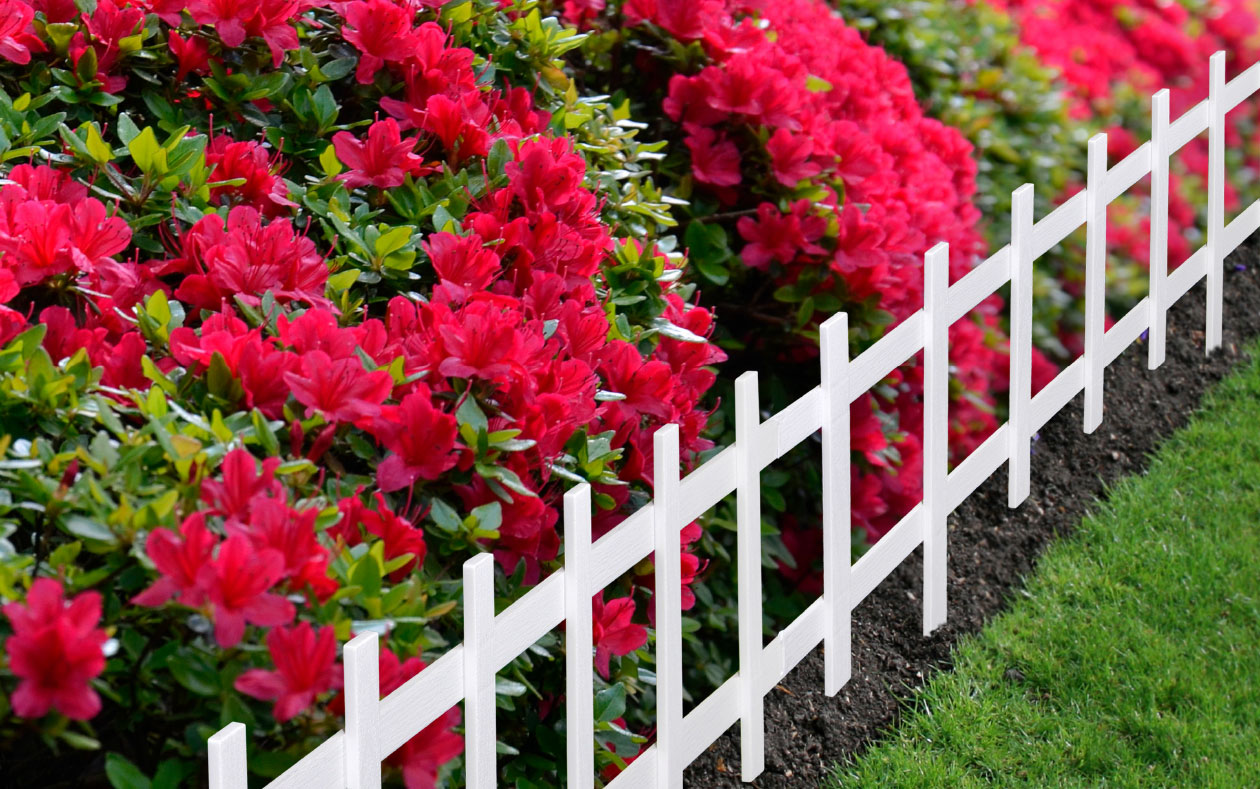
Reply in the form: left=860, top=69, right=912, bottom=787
left=827, top=340, right=1260, bottom=788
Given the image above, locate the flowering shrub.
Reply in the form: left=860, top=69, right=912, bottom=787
left=0, top=0, right=724, bottom=785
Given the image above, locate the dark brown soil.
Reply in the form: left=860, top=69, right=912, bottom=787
left=684, top=241, right=1260, bottom=787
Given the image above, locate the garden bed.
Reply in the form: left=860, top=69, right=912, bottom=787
left=686, top=238, right=1260, bottom=788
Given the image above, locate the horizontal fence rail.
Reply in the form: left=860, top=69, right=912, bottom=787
left=208, top=50, right=1260, bottom=789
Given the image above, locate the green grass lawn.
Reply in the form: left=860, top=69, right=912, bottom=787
left=828, top=341, right=1260, bottom=788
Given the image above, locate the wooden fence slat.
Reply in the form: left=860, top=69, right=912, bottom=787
left=564, top=485, right=594, bottom=789
left=1085, top=133, right=1109, bottom=433
left=1008, top=184, right=1035, bottom=507
left=820, top=313, right=853, bottom=695
left=463, top=554, right=497, bottom=789
left=735, top=372, right=765, bottom=781
left=654, top=424, right=684, bottom=788
left=922, top=243, right=949, bottom=635
left=1208, top=51, right=1226, bottom=351
left=343, top=632, right=381, bottom=789
left=208, top=722, right=247, bottom=789
left=1149, top=89, right=1171, bottom=370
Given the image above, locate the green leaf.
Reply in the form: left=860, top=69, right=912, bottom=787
left=594, top=684, right=627, bottom=723
left=63, top=516, right=115, bottom=544
left=429, top=497, right=461, bottom=532
left=105, top=753, right=151, bottom=789
left=84, top=122, right=112, bottom=164
left=128, top=127, right=165, bottom=175
left=319, top=143, right=342, bottom=177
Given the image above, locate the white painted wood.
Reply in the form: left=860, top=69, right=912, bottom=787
left=208, top=722, right=247, bottom=789
left=681, top=674, right=741, bottom=767
left=1104, top=142, right=1152, bottom=205
left=1208, top=51, right=1227, bottom=352
left=852, top=505, right=924, bottom=606
left=1223, top=198, right=1260, bottom=259
left=379, top=646, right=463, bottom=755
left=343, top=632, right=381, bottom=789
left=1169, top=99, right=1209, bottom=153
left=1084, top=133, right=1109, bottom=434
left=1104, top=298, right=1151, bottom=366
left=1150, top=89, right=1171, bottom=370
left=1031, top=190, right=1087, bottom=261
left=849, top=312, right=925, bottom=397
left=922, top=243, right=949, bottom=636
left=678, top=446, right=737, bottom=526
left=1008, top=184, right=1035, bottom=507
left=492, top=571, right=564, bottom=672
left=265, top=732, right=345, bottom=789
left=819, top=313, right=852, bottom=695
left=609, top=744, right=655, bottom=787
left=564, top=484, right=594, bottom=789
left=757, top=598, right=825, bottom=697
left=653, top=424, right=684, bottom=789
left=1169, top=246, right=1210, bottom=307
left=734, top=372, right=765, bottom=780
left=1223, top=58, right=1260, bottom=112
left=590, top=505, right=653, bottom=592
left=947, top=245, right=1011, bottom=325
left=463, top=553, right=497, bottom=789
left=1031, top=357, right=1085, bottom=435
left=766, top=385, right=824, bottom=457
left=944, top=424, right=1009, bottom=515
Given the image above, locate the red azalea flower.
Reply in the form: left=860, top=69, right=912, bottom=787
left=424, top=231, right=501, bottom=301
left=359, top=493, right=427, bottom=581
left=685, top=127, right=742, bottom=187
left=340, top=0, right=420, bottom=84
left=198, top=534, right=294, bottom=647
left=333, top=119, right=428, bottom=189
left=0, top=1, right=44, bottom=66
left=3, top=579, right=108, bottom=721
left=168, top=31, right=211, bottom=81
left=370, top=387, right=459, bottom=492
left=200, top=447, right=285, bottom=523
left=234, top=621, right=341, bottom=722
left=766, top=127, right=822, bottom=187
left=591, top=593, right=648, bottom=679
left=436, top=299, right=527, bottom=383
left=205, top=135, right=295, bottom=217
left=284, top=350, right=395, bottom=425
left=132, top=511, right=219, bottom=609
left=597, top=341, right=675, bottom=423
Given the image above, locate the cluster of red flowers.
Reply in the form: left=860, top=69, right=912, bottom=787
left=609, top=0, right=1043, bottom=544
left=0, top=0, right=727, bottom=781
left=979, top=0, right=1260, bottom=351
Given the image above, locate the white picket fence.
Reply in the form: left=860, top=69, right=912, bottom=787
left=207, top=51, right=1260, bottom=788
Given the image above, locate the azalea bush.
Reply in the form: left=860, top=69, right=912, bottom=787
left=0, top=0, right=727, bottom=785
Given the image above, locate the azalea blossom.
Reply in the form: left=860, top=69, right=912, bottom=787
left=234, top=621, right=341, bottom=722
left=3, top=579, right=108, bottom=720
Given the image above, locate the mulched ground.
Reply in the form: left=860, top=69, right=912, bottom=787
left=685, top=239, right=1260, bottom=788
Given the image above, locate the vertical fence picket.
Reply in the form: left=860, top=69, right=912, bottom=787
left=344, top=632, right=382, bottom=789
left=1207, top=50, right=1227, bottom=351
left=208, top=721, right=247, bottom=789
left=1149, top=89, right=1171, bottom=370
left=735, top=372, right=765, bottom=781
left=819, top=313, right=852, bottom=695
left=922, top=243, right=950, bottom=636
left=464, top=553, right=497, bottom=789
left=1008, top=184, right=1035, bottom=507
left=1084, top=133, right=1109, bottom=433
left=654, top=424, right=684, bottom=788
left=564, top=484, right=595, bottom=789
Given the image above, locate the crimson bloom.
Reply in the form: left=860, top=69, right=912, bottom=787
left=684, top=127, right=742, bottom=187
left=591, top=593, right=648, bottom=679
left=370, top=386, right=459, bottom=492
left=198, top=534, right=294, bottom=647
left=200, top=447, right=285, bottom=523
left=284, top=350, right=395, bottom=425
left=132, top=511, right=219, bottom=608
left=234, top=621, right=341, bottom=722
left=3, top=579, right=108, bottom=721
left=340, top=0, right=421, bottom=84
left=333, top=119, right=428, bottom=189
